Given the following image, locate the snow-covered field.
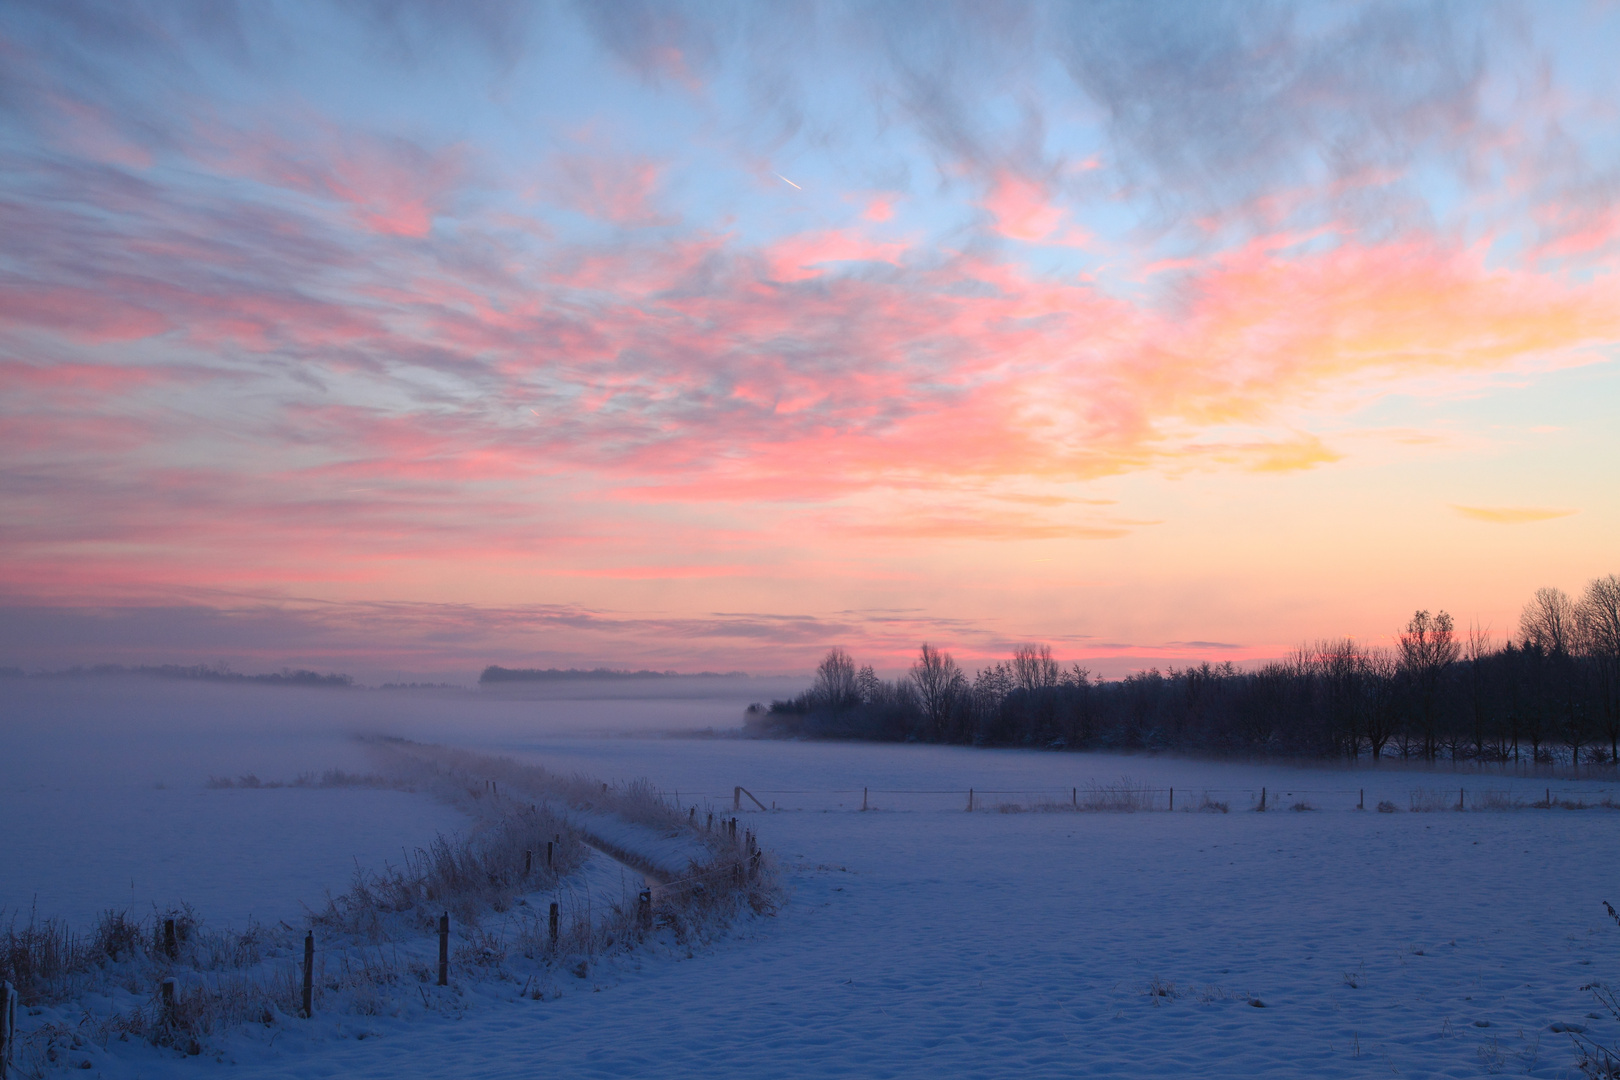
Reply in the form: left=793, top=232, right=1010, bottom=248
left=5, top=677, right=1620, bottom=1078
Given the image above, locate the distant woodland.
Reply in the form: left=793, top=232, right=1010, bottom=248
left=478, top=666, right=745, bottom=682
left=755, top=575, right=1620, bottom=767
left=13, top=663, right=354, bottom=688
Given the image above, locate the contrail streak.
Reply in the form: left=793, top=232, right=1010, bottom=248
left=774, top=172, right=802, bottom=190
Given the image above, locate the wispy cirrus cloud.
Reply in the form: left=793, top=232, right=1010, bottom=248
left=206, top=123, right=470, bottom=238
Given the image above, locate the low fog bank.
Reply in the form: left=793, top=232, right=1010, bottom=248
left=0, top=675, right=800, bottom=927
left=0, top=674, right=806, bottom=803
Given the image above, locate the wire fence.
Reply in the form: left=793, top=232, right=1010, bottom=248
left=668, top=782, right=1620, bottom=814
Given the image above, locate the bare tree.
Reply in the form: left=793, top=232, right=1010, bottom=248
left=1363, top=650, right=1400, bottom=760
left=1399, top=610, right=1460, bottom=760
left=971, top=663, right=1013, bottom=742
left=1578, top=575, right=1620, bottom=763
left=812, top=647, right=860, bottom=711
left=1316, top=638, right=1367, bottom=759
left=1519, top=587, right=1596, bottom=768
left=1240, top=662, right=1288, bottom=749
left=909, top=643, right=966, bottom=741
left=1010, top=643, right=1063, bottom=743
left=1465, top=622, right=1492, bottom=762
left=1012, top=643, right=1060, bottom=694
left=1520, top=586, right=1578, bottom=655
left=1061, top=663, right=1095, bottom=745
left=856, top=664, right=883, bottom=705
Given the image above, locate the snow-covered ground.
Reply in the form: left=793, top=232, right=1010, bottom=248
left=5, top=678, right=1620, bottom=1078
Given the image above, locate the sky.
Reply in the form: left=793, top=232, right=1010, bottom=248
left=2, top=0, right=1618, bottom=682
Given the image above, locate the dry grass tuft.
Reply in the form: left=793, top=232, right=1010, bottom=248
left=1408, top=789, right=1454, bottom=812
left=1144, top=977, right=1179, bottom=1003
left=1075, top=777, right=1156, bottom=812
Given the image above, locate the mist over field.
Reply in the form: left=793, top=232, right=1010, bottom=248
left=0, top=675, right=795, bottom=920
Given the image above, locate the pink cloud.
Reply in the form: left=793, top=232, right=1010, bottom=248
left=1534, top=203, right=1620, bottom=262
left=205, top=122, right=466, bottom=238
left=47, top=94, right=154, bottom=171
left=763, top=229, right=909, bottom=282
left=7, top=172, right=1620, bottom=615
left=981, top=172, right=1089, bottom=244
left=0, top=360, right=167, bottom=396
left=547, top=153, right=672, bottom=227
left=0, top=283, right=169, bottom=342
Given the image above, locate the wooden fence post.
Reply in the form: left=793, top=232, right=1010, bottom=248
left=734, top=787, right=741, bottom=811
left=302, top=932, right=314, bottom=1018
left=437, top=913, right=449, bottom=986
left=164, top=918, right=177, bottom=959
left=638, top=889, right=652, bottom=934
left=547, top=840, right=554, bottom=871
left=1459, top=787, right=1465, bottom=810
left=1169, top=787, right=1174, bottom=812
left=160, top=977, right=176, bottom=1018
left=1260, top=787, right=1266, bottom=811
left=1072, top=787, right=1077, bottom=809
left=862, top=787, right=867, bottom=811
left=2, top=978, right=17, bottom=1080
left=967, top=788, right=974, bottom=812
left=1359, top=788, right=1364, bottom=810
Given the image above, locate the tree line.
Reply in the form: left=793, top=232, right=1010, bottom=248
left=753, top=575, right=1620, bottom=767
left=8, top=663, right=355, bottom=688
